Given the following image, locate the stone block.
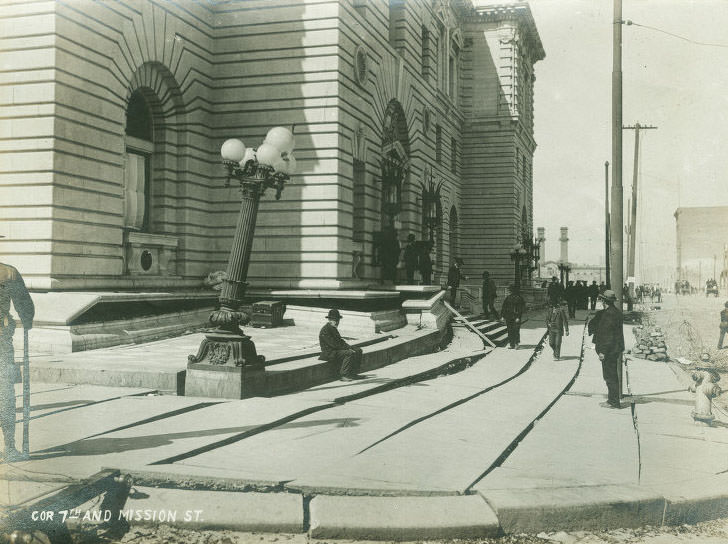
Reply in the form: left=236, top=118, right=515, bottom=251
left=309, top=495, right=499, bottom=540
left=479, top=485, right=665, bottom=534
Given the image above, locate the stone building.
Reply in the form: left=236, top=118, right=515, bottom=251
left=1, top=0, right=543, bottom=296
left=674, top=206, right=728, bottom=288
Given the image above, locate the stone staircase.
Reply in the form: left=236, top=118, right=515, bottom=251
left=451, top=313, right=510, bottom=347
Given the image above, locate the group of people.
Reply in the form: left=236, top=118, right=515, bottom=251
left=379, top=230, right=435, bottom=286
left=634, top=284, right=662, bottom=303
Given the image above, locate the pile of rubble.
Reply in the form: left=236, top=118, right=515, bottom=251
left=631, top=325, right=669, bottom=361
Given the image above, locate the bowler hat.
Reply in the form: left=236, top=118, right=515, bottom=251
left=600, top=289, right=617, bottom=302
left=326, top=309, right=342, bottom=320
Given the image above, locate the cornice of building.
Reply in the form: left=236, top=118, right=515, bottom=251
left=469, top=2, right=546, bottom=62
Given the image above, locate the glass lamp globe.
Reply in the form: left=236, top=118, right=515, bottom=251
left=265, top=127, right=295, bottom=155
left=221, top=139, right=246, bottom=162
left=256, top=142, right=281, bottom=166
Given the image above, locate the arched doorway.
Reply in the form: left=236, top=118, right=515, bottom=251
left=449, top=205, right=459, bottom=265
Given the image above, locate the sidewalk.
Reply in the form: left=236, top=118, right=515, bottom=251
left=3, top=311, right=728, bottom=539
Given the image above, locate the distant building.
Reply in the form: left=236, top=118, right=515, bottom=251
left=674, top=206, right=728, bottom=288
left=0, top=0, right=544, bottom=293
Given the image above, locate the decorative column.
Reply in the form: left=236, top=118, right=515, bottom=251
left=186, top=129, right=295, bottom=399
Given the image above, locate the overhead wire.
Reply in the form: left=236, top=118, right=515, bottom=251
left=626, top=20, right=728, bottom=49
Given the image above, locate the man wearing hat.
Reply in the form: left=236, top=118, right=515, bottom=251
left=500, top=285, right=526, bottom=349
left=593, top=289, right=624, bottom=408
left=319, top=309, right=362, bottom=381
left=0, top=243, right=35, bottom=461
left=446, top=258, right=466, bottom=306
left=547, top=276, right=564, bottom=307
left=718, top=301, right=728, bottom=349
left=403, top=234, right=419, bottom=285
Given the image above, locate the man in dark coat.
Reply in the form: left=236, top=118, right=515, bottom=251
left=319, top=309, right=362, bottom=381
left=0, top=257, right=35, bottom=462
left=546, top=300, right=569, bottom=360
left=588, top=280, right=600, bottom=310
left=565, top=280, right=577, bottom=318
left=547, top=276, right=564, bottom=306
left=500, top=284, right=526, bottom=349
left=446, top=258, right=466, bottom=306
left=379, top=225, right=400, bottom=284
left=419, top=242, right=433, bottom=285
left=718, top=301, right=728, bottom=349
left=481, top=271, right=499, bottom=319
left=593, top=289, right=624, bottom=408
left=403, top=234, right=419, bottom=285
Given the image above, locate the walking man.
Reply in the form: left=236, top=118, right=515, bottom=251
left=446, top=258, right=466, bottom=306
left=481, top=271, right=498, bottom=319
left=565, top=280, right=577, bottom=318
left=546, top=299, right=569, bottom=360
left=718, top=301, right=728, bottom=349
left=588, top=280, right=599, bottom=310
left=500, top=284, right=526, bottom=349
left=1, top=256, right=35, bottom=462
left=593, top=290, right=624, bottom=408
left=319, top=309, right=362, bottom=381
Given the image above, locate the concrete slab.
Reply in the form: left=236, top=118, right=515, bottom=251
left=0, top=480, right=67, bottom=508
left=13, top=394, right=214, bottom=455
left=122, top=486, right=303, bottom=532
left=308, top=494, right=499, bottom=540
left=650, top=472, right=728, bottom=525
left=13, top=384, right=152, bottom=421
left=479, top=484, right=665, bottom=533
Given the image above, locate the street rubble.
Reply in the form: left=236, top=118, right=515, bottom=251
left=629, top=325, right=669, bottom=361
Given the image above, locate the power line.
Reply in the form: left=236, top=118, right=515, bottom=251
left=626, top=20, right=728, bottom=48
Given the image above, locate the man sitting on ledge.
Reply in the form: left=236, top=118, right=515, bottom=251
left=319, top=309, right=363, bottom=381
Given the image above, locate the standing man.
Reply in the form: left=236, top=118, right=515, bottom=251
left=718, top=301, right=728, bottom=349
left=546, top=298, right=569, bottom=360
left=403, top=234, right=419, bottom=285
left=547, top=276, right=564, bottom=306
left=319, top=309, right=362, bottom=381
left=588, top=280, right=600, bottom=310
left=0, top=255, right=35, bottom=462
left=481, top=271, right=499, bottom=320
left=500, top=284, right=526, bottom=349
left=446, top=258, right=466, bottom=306
left=593, top=290, right=624, bottom=408
left=379, top=225, right=400, bottom=284
left=565, top=280, right=577, bottom=318
left=419, top=242, right=434, bottom=285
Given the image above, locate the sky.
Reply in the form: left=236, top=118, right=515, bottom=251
left=527, top=0, right=728, bottom=283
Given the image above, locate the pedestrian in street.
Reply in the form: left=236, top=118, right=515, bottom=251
left=718, top=301, right=728, bottom=349
left=500, top=284, right=526, bottom=349
left=547, top=276, right=564, bottom=306
left=565, top=280, right=577, bottom=318
left=403, top=234, right=419, bottom=285
left=0, top=254, right=35, bottom=462
left=546, top=299, right=569, bottom=360
left=592, top=290, right=624, bottom=408
left=599, top=281, right=607, bottom=294
left=319, top=309, right=363, bottom=381
left=481, top=271, right=499, bottom=320
left=419, top=242, right=433, bottom=285
left=654, top=285, right=662, bottom=303
left=588, top=280, right=599, bottom=310
left=446, top=258, right=466, bottom=306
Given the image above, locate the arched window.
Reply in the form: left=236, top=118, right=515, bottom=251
left=124, top=90, right=154, bottom=231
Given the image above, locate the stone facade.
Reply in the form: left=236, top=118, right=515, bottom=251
left=0, top=0, right=543, bottom=292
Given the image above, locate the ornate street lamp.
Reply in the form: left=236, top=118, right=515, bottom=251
left=510, top=243, right=528, bottom=291
left=378, top=152, right=407, bottom=222
left=189, top=127, right=296, bottom=368
left=420, top=166, right=443, bottom=242
left=521, top=236, right=541, bottom=281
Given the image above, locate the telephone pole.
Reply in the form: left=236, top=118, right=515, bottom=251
left=624, top=122, right=657, bottom=299
left=605, top=161, right=610, bottom=287
left=611, top=0, right=623, bottom=306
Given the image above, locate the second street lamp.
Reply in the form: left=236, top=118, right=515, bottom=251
left=510, top=243, right=528, bottom=291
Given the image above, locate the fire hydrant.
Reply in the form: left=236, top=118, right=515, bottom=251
left=688, top=369, right=722, bottom=426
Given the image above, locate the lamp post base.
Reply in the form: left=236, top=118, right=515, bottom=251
left=186, top=330, right=266, bottom=399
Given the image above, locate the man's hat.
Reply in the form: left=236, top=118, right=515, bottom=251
left=551, top=276, right=558, bottom=281
left=600, top=289, right=617, bottom=302
left=407, top=233, right=415, bottom=241
left=326, top=309, right=342, bottom=320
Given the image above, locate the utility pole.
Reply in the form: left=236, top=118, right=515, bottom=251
left=624, top=122, right=657, bottom=301
left=611, top=0, right=624, bottom=306
left=605, top=161, right=610, bottom=288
